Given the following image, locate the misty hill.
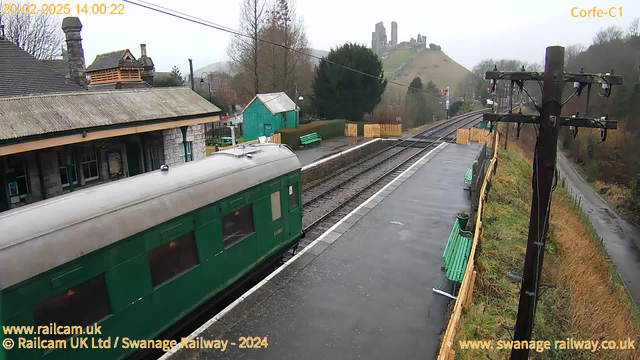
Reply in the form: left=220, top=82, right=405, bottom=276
left=194, top=49, right=329, bottom=76
left=381, top=47, right=469, bottom=94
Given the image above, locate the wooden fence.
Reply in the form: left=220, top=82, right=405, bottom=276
left=364, top=124, right=381, bottom=138
left=469, top=128, right=492, bottom=145
left=456, top=129, right=470, bottom=145
left=437, top=132, right=499, bottom=360
left=379, top=124, right=402, bottom=136
left=345, top=123, right=358, bottom=137
left=270, top=133, right=282, bottom=144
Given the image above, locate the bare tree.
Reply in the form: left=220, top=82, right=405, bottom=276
left=0, top=0, right=64, bottom=59
left=593, top=25, right=624, bottom=45
left=227, top=0, right=267, bottom=100
left=627, top=18, right=640, bottom=39
left=564, top=44, right=585, bottom=65
left=261, top=0, right=310, bottom=97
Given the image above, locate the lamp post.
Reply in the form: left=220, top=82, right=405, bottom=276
left=200, top=72, right=212, bottom=103
left=296, top=95, right=304, bottom=127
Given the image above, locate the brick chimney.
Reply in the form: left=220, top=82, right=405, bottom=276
left=139, top=43, right=155, bottom=85
left=61, top=17, right=87, bottom=88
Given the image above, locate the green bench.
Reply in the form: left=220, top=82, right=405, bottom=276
left=300, top=132, right=322, bottom=148
left=464, top=167, right=473, bottom=192
left=433, top=219, right=473, bottom=298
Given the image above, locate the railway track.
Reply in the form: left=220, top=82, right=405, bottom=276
left=298, top=111, right=485, bottom=249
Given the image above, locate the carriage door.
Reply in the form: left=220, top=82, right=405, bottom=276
left=286, top=174, right=302, bottom=240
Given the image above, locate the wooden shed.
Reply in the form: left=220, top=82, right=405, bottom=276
left=242, top=92, right=298, bottom=141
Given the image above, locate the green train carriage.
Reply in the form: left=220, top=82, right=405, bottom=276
left=0, top=144, right=302, bottom=360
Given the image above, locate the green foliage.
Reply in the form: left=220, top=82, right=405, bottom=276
left=631, top=174, right=640, bottom=212
left=312, top=43, right=387, bottom=121
left=428, top=43, right=441, bottom=51
left=404, top=77, right=428, bottom=127
left=154, top=66, right=184, bottom=87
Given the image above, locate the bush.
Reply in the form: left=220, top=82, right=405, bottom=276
left=631, top=174, right=640, bottom=212
left=277, top=120, right=367, bottom=148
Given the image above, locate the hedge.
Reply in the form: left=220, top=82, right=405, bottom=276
left=277, top=120, right=368, bottom=148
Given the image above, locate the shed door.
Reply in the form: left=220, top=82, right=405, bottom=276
left=264, top=124, right=273, bottom=137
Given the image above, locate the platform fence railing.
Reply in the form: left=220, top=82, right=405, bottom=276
left=437, top=131, right=499, bottom=360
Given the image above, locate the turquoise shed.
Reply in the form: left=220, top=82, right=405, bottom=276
left=243, top=92, right=299, bottom=141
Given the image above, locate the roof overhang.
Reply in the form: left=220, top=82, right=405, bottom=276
left=0, top=114, right=219, bottom=156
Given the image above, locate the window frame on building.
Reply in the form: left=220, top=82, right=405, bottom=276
left=6, top=156, right=30, bottom=201
left=79, top=144, right=100, bottom=182
left=150, top=145, right=164, bottom=170
left=271, top=191, right=281, bottom=221
left=57, top=150, right=78, bottom=188
left=181, top=141, right=193, bottom=162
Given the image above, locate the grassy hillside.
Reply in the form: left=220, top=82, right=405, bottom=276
left=381, top=48, right=469, bottom=94
left=453, top=146, right=640, bottom=359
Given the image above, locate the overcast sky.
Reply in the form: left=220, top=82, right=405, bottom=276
left=28, top=0, right=640, bottom=75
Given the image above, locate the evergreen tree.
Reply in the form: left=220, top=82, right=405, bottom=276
left=312, top=43, right=387, bottom=121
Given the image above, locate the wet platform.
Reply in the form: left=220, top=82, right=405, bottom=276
left=293, top=136, right=373, bottom=166
left=166, top=143, right=480, bottom=360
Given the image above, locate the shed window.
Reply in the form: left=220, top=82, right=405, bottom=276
left=271, top=192, right=281, bottom=221
left=148, top=232, right=198, bottom=287
left=289, top=183, right=298, bottom=209
left=222, top=205, right=255, bottom=248
left=33, top=275, right=111, bottom=341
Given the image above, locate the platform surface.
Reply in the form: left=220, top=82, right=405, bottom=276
left=293, top=136, right=372, bottom=166
left=171, top=143, right=480, bottom=360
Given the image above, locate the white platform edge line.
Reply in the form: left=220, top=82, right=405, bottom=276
left=301, top=138, right=381, bottom=171
left=159, top=141, right=448, bottom=359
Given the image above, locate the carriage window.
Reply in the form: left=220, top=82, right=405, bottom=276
left=33, top=275, right=111, bottom=341
left=222, top=205, right=255, bottom=248
left=271, top=192, right=281, bottom=221
left=148, top=232, right=198, bottom=287
left=289, top=183, right=298, bottom=209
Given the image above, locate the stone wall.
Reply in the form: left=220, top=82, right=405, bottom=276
left=162, top=124, right=206, bottom=166
left=301, top=139, right=395, bottom=186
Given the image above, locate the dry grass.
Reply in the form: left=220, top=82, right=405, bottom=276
left=454, top=144, right=640, bottom=359
left=550, top=190, right=640, bottom=359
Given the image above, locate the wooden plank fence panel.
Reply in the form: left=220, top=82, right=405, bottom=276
left=271, top=133, right=282, bottom=144
left=364, top=124, right=381, bottom=138
left=345, top=123, right=358, bottom=137
left=456, top=129, right=470, bottom=145
left=380, top=124, right=402, bottom=136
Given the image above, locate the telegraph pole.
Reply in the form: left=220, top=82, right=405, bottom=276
left=511, top=46, right=564, bottom=359
left=482, top=46, right=623, bottom=360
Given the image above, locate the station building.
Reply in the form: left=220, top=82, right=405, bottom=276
left=0, top=17, right=221, bottom=212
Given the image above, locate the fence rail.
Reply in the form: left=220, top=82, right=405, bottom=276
left=205, top=124, right=244, bottom=140
left=380, top=124, right=402, bottom=136
left=437, top=132, right=499, bottom=360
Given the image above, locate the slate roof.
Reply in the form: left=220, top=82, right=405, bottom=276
left=41, top=59, right=70, bottom=78
left=0, top=39, right=84, bottom=98
left=86, top=50, right=143, bottom=72
left=0, top=88, right=222, bottom=141
left=246, top=92, right=297, bottom=115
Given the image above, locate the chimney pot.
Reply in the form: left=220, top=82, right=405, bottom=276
left=140, top=44, right=147, bottom=57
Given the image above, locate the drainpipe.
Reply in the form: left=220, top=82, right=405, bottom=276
left=65, top=146, right=74, bottom=192
left=35, top=150, right=47, bottom=199
left=181, top=126, right=189, bottom=162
